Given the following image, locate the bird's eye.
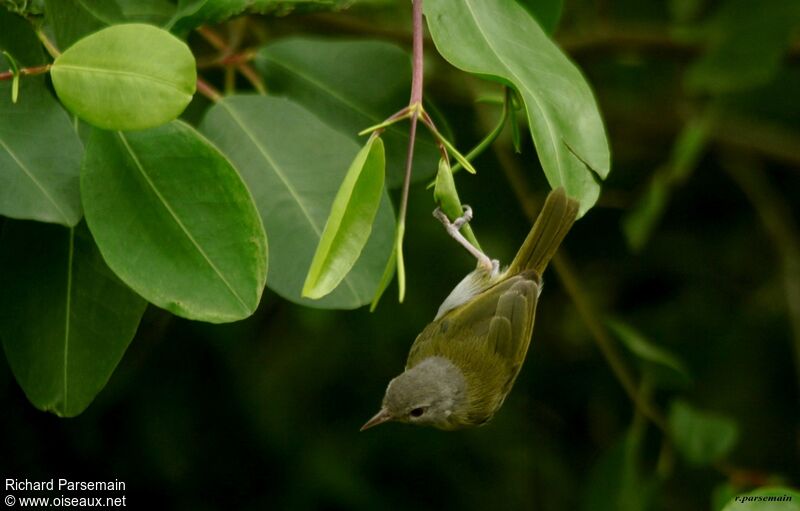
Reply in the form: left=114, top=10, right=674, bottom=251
left=409, top=407, right=425, bottom=418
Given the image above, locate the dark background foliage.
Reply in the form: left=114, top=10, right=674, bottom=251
left=2, top=0, right=799, bottom=509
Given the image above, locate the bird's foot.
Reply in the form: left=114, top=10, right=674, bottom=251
left=433, top=205, right=494, bottom=272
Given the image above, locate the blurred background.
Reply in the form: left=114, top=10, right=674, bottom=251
left=2, top=0, right=799, bottom=509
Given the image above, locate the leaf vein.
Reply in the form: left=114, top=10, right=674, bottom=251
left=116, top=131, right=250, bottom=313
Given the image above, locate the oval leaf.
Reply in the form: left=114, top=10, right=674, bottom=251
left=668, top=400, right=739, bottom=466
left=0, top=13, right=83, bottom=226
left=256, top=38, right=441, bottom=187
left=607, top=318, right=691, bottom=388
left=303, top=136, right=386, bottom=299
left=199, top=95, right=394, bottom=310
left=722, top=487, right=800, bottom=511
left=51, top=23, right=196, bottom=130
left=81, top=121, right=267, bottom=323
left=425, top=0, right=610, bottom=216
left=0, top=221, right=147, bottom=417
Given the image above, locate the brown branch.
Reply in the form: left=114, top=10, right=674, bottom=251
left=493, top=142, right=668, bottom=430
left=396, top=0, right=425, bottom=231
left=196, top=26, right=266, bottom=95
left=196, top=77, right=222, bottom=102
left=722, top=151, right=800, bottom=394
left=0, top=63, right=51, bottom=81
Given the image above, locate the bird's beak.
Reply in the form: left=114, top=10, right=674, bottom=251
left=360, top=408, right=392, bottom=431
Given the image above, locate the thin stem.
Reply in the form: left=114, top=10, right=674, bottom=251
left=196, top=26, right=266, bottom=95
left=422, top=117, right=478, bottom=174
left=450, top=87, right=511, bottom=175
left=196, top=77, right=222, bottom=102
left=35, top=29, right=60, bottom=59
left=491, top=136, right=667, bottom=431
left=358, top=106, right=412, bottom=136
left=396, top=0, right=425, bottom=233
left=410, top=0, right=424, bottom=106
left=197, top=49, right=257, bottom=69
left=0, top=63, right=50, bottom=81
left=722, top=152, right=800, bottom=394
left=553, top=253, right=668, bottom=431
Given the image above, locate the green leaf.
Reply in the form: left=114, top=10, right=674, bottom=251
left=44, top=0, right=122, bottom=50
left=170, top=0, right=336, bottom=33
left=582, top=431, right=659, bottom=511
left=369, top=239, right=397, bottom=311
left=0, top=221, right=147, bottom=417
left=0, top=75, right=84, bottom=226
left=303, top=137, right=386, bottom=300
left=115, top=0, right=176, bottom=25
left=685, top=0, right=800, bottom=94
left=44, top=0, right=179, bottom=49
left=721, top=487, right=800, bottom=511
left=256, top=37, right=441, bottom=187
left=433, top=158, right=480, bottom=250
left=81, top=121, right=267, bottom=323
left=0, top=12, right=83, bottom=226
left=607, top=318, right=691, bottom=388
left=668, top=400, right=739, bottom=466
left=712, top=483, right=741, bottom=511
left=425, top=0, right=610, bottom=217
left=623, top=113, right=711, bottom=251
left=199, top=95, right=394, bottom=310
left=51, top=23, right=196, bottom=131
left=516, top=0, right=563, bottom=33
left=0, top=8, right=45, bottom=67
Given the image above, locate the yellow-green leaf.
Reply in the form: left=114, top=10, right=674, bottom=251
left=303, top=137, right=386, bottom=299
left=51, top=23, right=195, bottom=130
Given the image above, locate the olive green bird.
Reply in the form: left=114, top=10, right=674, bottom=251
left=362, top=188, right=579, bottom=431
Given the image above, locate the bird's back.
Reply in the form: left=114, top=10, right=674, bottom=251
left=406, top=271, right=541, bottom=426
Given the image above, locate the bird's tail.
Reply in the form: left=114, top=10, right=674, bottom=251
left=507, top=187, right=579, bottom=276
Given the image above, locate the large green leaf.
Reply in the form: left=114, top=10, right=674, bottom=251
left=303, top=136, right=385, bottom=300
left=44, top=0, right=178, bottom=49
left=0, top=12, right=83, bottom=226
left=0, top=221, right=147, bottom=417
left=81, top=121, right=268, bottom=323
left=668, top=400, right=739, bottom=466
left=721, top=487, right=800, bottom=511
left=51, top=24, right=196, bottom=131
left=582, top=431, right=659, bottom=511
left=44, top=0, right=122, bottom=50
left=516, top=0, right=563, bottom=33
left=256, top=38, right=441, bottom=187
left=425, top=0, right=610, bottom=216
left=607, top=318, right=691, bottom=388
left=686, top=0, right=800, bottom=93
left=199, top=95, right=394, bottom=309
left=169, top=0, right=341, bottom=33
left=0, top=8, right=45, bottom=66
left=0, top=79, right=84, bottom=226
left=623, top=114, right=712, bottom=251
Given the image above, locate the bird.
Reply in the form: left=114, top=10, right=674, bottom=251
left=361, top=187, right=579, bottom=431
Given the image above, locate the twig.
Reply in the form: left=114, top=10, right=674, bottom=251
left=35, top=28, right=60, bottom=59
left=0, top=63, right=50, bottom=81
left=722, top=151, right=800, bottom=393
left=491, top=135, right=668, bottom=431
left=196, top=26, right=266, bottom=95
left=196, top=77, right=222, bottom=102
left=396, top=0, right=425, bottom=238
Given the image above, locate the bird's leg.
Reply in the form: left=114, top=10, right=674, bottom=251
left=433, top=206, right=494, bottom=272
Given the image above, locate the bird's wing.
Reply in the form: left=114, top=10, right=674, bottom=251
left=407, top=271, right=540, bottom=374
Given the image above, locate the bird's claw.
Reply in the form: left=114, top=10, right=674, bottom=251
left=432, top=205, right=493, bottom=271
left=432, top=205, right=473, bottom=231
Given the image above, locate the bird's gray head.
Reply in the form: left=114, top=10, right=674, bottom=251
left=361, top=356, right=467, bottom=431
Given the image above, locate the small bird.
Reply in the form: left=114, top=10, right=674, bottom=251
left=361, top=188, right=579, bottom=431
